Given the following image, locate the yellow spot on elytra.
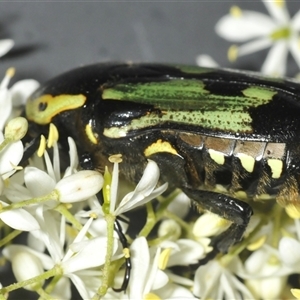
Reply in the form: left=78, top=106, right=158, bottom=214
left=158, top=248, right=171, bottom=270
left=267, top=159, right=283, bottom=179
left=228, top=45, right=238, bottom=62
left=247, top=235, right=266, bottom=251
left=37, top=135, right=46, bottom=157
left=237, top=153, right=255, bottom=173
left=285, top=204, right=300, bottom=219
left=85, top=124, right=98, bottom=144
left=123, top=248, right=130, bottom=259
left=230, top=5, right=242, bottom=17
left=47, top=123, right=59, bottom=148
left=144, top=139, right=178, bottom=157
left=208, top=149, right=225, bottom=165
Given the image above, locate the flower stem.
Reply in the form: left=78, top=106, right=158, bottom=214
left=0, top=191, right=59, bottom=213
left=139, top=201, right=156, bottom=237
left=55, top=203, right=83, bottom=232
left=0, top=265, right=62, bottom=294
left=94, top=213, right=115, bottom=299
left=0, top=229, right=21, bottom=247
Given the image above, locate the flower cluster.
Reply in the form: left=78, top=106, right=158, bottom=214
left=2, top=2, right=300, bottom=298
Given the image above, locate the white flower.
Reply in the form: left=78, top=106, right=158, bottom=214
left=3, top=214, right=115, bottom=299
left=0, top=39, right=14, bottom=57
left=0, top=68, right=39, bottom=130
left=193, top=258, right=254, bottom=299
left=216, top=0, right=300, bottom=76
left=112, top=160, right=168, bottom=216
left=242, top=245, right=288, bottom=299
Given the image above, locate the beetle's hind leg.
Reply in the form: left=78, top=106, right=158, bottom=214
left=182, top=187, right=253, bottom=254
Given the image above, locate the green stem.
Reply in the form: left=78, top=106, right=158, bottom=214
left=55, top=204, right=83, bottom=232
left=0, top=191, right=59, bottom=213
left=139, top=202, right=156, bottom=237
left=0, top=265, right=62, bottom=295
left=36, top=287, right=53, bottom=300
left=94, top=213, right=115, bottom=299
left=0, top=230, right=21, bottom=247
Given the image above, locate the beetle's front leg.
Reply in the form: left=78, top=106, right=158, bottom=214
left=182, top=188, right=253, bottom=253
left=147, top=151, right=253, bottom=255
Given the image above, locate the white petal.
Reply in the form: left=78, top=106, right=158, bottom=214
left=288, top=36, right=300, bottom=69
left=25, top=166, right=55, bottom=197
left=193, top=212, right=230, bottom=238
left=0, top=200, right=40, bottom=231
left=193, top=261, right=221, bottom=298
left=62, top=237, right=117, bottom=273
left=279, top=237, right=300, bottom=266
left=156, top=283, right=197, bottom=299
left=11, top=250, right=44, bottom=290
left=166, top=191, right=190, bottom=219
left=151, top=269, right=169, bottom=290
left=236, top=38, right=272, bottom=57
left=167, top=239, right=205, bottom=266
left=115, top=182, right=167, bottom=215
left=0, top=89, right=12, bottom=131
left=0, top=39, right=14, bottom=57
left=50, top=277, right=71, bottom=300
left=195, top=55, right=219, bottom=67
left=261, top=41, right=288, bottom=75
left=129, top=237, right=150, bottom=299
left=55, top=170, right=103, bottom=203
left=216, top=11, right=275, bottom=41
left=0, top=141, right=23, bottom=176
left=10, top=79, right=40, bottom=106
left=131, top=160, right=160, bottom=195
left=262, top=0, right=290, bottom=24
left=292, top=9, right=300, bottom=30
left=67, top=273, right=92, bottom=299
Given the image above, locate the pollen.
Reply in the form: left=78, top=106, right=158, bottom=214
left=230, top=5, right=242, bottom=18
left=228, top=45, right=238, bottom=62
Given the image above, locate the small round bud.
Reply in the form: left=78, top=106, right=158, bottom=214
left=4, top=117, right=28, bottom=141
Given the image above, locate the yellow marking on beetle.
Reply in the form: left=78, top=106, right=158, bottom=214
left=47, top=123, right=59, bottom=148
left=255, top=193, right=274, bottom=200
left=144, top=139, right=178, bottom=157
left=37, top=135, right=46, bottom=157
left=234, top=190, right=248, bottom=200
left=85, top=124, right=98, bottom=144
left=208, top=149, right=225, bottom=165
left=26, top=94, right=86, bottom=125
left=267, top=159, right=283, bottom=179
left=236, top=153, right=255, bottom=173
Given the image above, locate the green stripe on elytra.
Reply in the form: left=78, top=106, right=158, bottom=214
left=102, top=80, right=277, bottom=138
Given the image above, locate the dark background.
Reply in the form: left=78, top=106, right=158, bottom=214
left=0, top=0, right=299, bottom=84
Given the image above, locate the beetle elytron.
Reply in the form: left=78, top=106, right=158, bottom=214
left=25, top=62, right=300, bottom=287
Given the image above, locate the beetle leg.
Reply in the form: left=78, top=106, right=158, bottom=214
left=182, top=187, right=253, bottom=253
left=147, top=151, right=253, bottom=254
left=112, top=219, right=131, bottom=292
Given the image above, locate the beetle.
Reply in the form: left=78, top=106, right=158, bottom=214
left=24, top=62, right=300, bottom=289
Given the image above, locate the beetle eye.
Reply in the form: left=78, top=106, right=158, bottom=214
left=38, top=102, right=47, bottom=111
